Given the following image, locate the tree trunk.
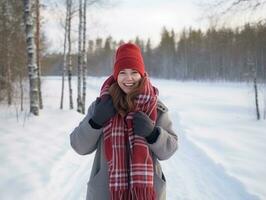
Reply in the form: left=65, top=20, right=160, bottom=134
left=82, top=0, right=87, bottom=114
left=35, top=0, right=43, bottom=109
left=60, top=0, right=69, bottom=109
left=20, top=72, right=24, bottom=111
left=253, top=56, right=260, bottom=120
left=77, top=0, right=83, bottom=113
left=3, top=1, right=12, bottom=105
left=7, top=46, right=12, bottom=105
left=254, top=75, right=260, bottom=120
left=67, top=0, right=74, bottom=109
left=263, top=80, right=266, bottom=119
left=263, top=50, right=266, bottom=120
left=23, top=0, right=39, bottom=115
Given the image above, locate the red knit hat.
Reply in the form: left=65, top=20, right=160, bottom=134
left=113, top=43, right=145, bottom=80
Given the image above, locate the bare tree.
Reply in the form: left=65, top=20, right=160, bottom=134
left=19, top=73, right=24, bottom=111
left=60, top=0, right=70, bottom=109
left=82, top=0, right=87, bottom=114
left=219, top=0, right=264, bottom=13
left=6, top=46, right=12, bottom=105
left=67, top=0, right=74, bottom=109
left=247, top=53, right=260, bottom=120
left=77, top=0, right=83, bottom=113
left=35, top=0, right=43, bottom=109
left=263, top=49, right=266, bottom=119
left=60, top=0, right=108, bottom=111
left=263, top=37, right=266, bottom=120
left=58, top=0, right=74, bottom=110
left=201, top=0, right=266, bottom=23
left=23, top=0, right=39, bottom=115
left=254, top=74, right=260, bottom=120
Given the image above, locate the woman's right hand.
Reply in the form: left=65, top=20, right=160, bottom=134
left=90, top=95, right=116, bottom=127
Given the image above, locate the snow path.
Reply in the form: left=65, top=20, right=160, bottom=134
left=163, top=111, right=259, bottom=200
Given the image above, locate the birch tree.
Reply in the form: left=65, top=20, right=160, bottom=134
left=35, top=0, right=43, bottom=109
left=67, top=0, right=74, bottom=109
left=59, top=0, right=111, bottom=111
left=263, top=45, right=266, bottom=119
left=82, top=0, right=87, bottom=114
left=77, top=0, right=88, bottom=114
left=77, top=0, right=83, bottom=113
left=23, top=0, right=39, bottom=115
left=248, top=52, right=260, bottom=120
left=60, top=0, right=70, bottom=109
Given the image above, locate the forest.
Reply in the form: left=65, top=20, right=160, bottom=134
left=43, top=24, right=266, bottom=82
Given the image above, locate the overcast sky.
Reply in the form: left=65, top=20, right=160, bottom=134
left=90, top=0, right=205, bottom=43
left=42, top=0, right=265, bottom=53
left=42, top=0, right=207, bottom=52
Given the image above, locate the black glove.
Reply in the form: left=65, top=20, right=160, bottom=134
left=90, top=95, right=116, bottom=128
left=133, top=111, right=160, bottom=143
left=133, top=111, right=156, bottom=138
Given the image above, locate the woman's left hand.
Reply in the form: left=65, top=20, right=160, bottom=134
left=133, top=111, right=155, bottom=137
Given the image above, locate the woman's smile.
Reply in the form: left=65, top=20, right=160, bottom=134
left=124, top=82, right=135, bottom=87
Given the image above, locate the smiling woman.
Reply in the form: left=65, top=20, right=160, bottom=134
left=70, top=42, right=178, bottom=200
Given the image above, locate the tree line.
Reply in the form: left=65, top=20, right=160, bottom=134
left=44, top=22, right=266, bottom=82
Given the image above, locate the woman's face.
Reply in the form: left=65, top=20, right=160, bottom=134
left=117, top=68, right=142, bottom=94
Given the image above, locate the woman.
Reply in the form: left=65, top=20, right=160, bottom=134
left=70, top=43, right=178, bottom=200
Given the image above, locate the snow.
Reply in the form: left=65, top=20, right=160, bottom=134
left=0, top=76, right=266, bottom=200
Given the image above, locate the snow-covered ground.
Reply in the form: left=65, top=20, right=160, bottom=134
left=0, top=76, right=265, bottom=200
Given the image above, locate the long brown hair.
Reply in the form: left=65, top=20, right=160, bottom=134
left=109, top=77, right=147, bottom=117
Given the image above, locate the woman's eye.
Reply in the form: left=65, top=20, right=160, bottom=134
left=119, top=71, right=125, bottom=74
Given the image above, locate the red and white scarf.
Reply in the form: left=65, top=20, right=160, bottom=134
left=100, top=75, right=158, bottom=200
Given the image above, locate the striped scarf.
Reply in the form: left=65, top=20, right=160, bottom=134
left=100, top=75, right=158, bottom=200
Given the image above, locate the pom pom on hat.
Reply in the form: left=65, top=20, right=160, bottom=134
left=113, top=43, right=145, bottom=80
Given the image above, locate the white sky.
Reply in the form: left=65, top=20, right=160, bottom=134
left=42, top=0, right=265, bottom=53
left=89, top=0, right=204, bottom=43
left=43, top=0, right=207, bottom=52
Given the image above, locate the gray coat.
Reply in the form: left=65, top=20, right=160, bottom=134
left=70, top=100, right=178, bottom=200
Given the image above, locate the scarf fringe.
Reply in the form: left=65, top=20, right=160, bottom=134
left=111, top=187, right=156, bottom=200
